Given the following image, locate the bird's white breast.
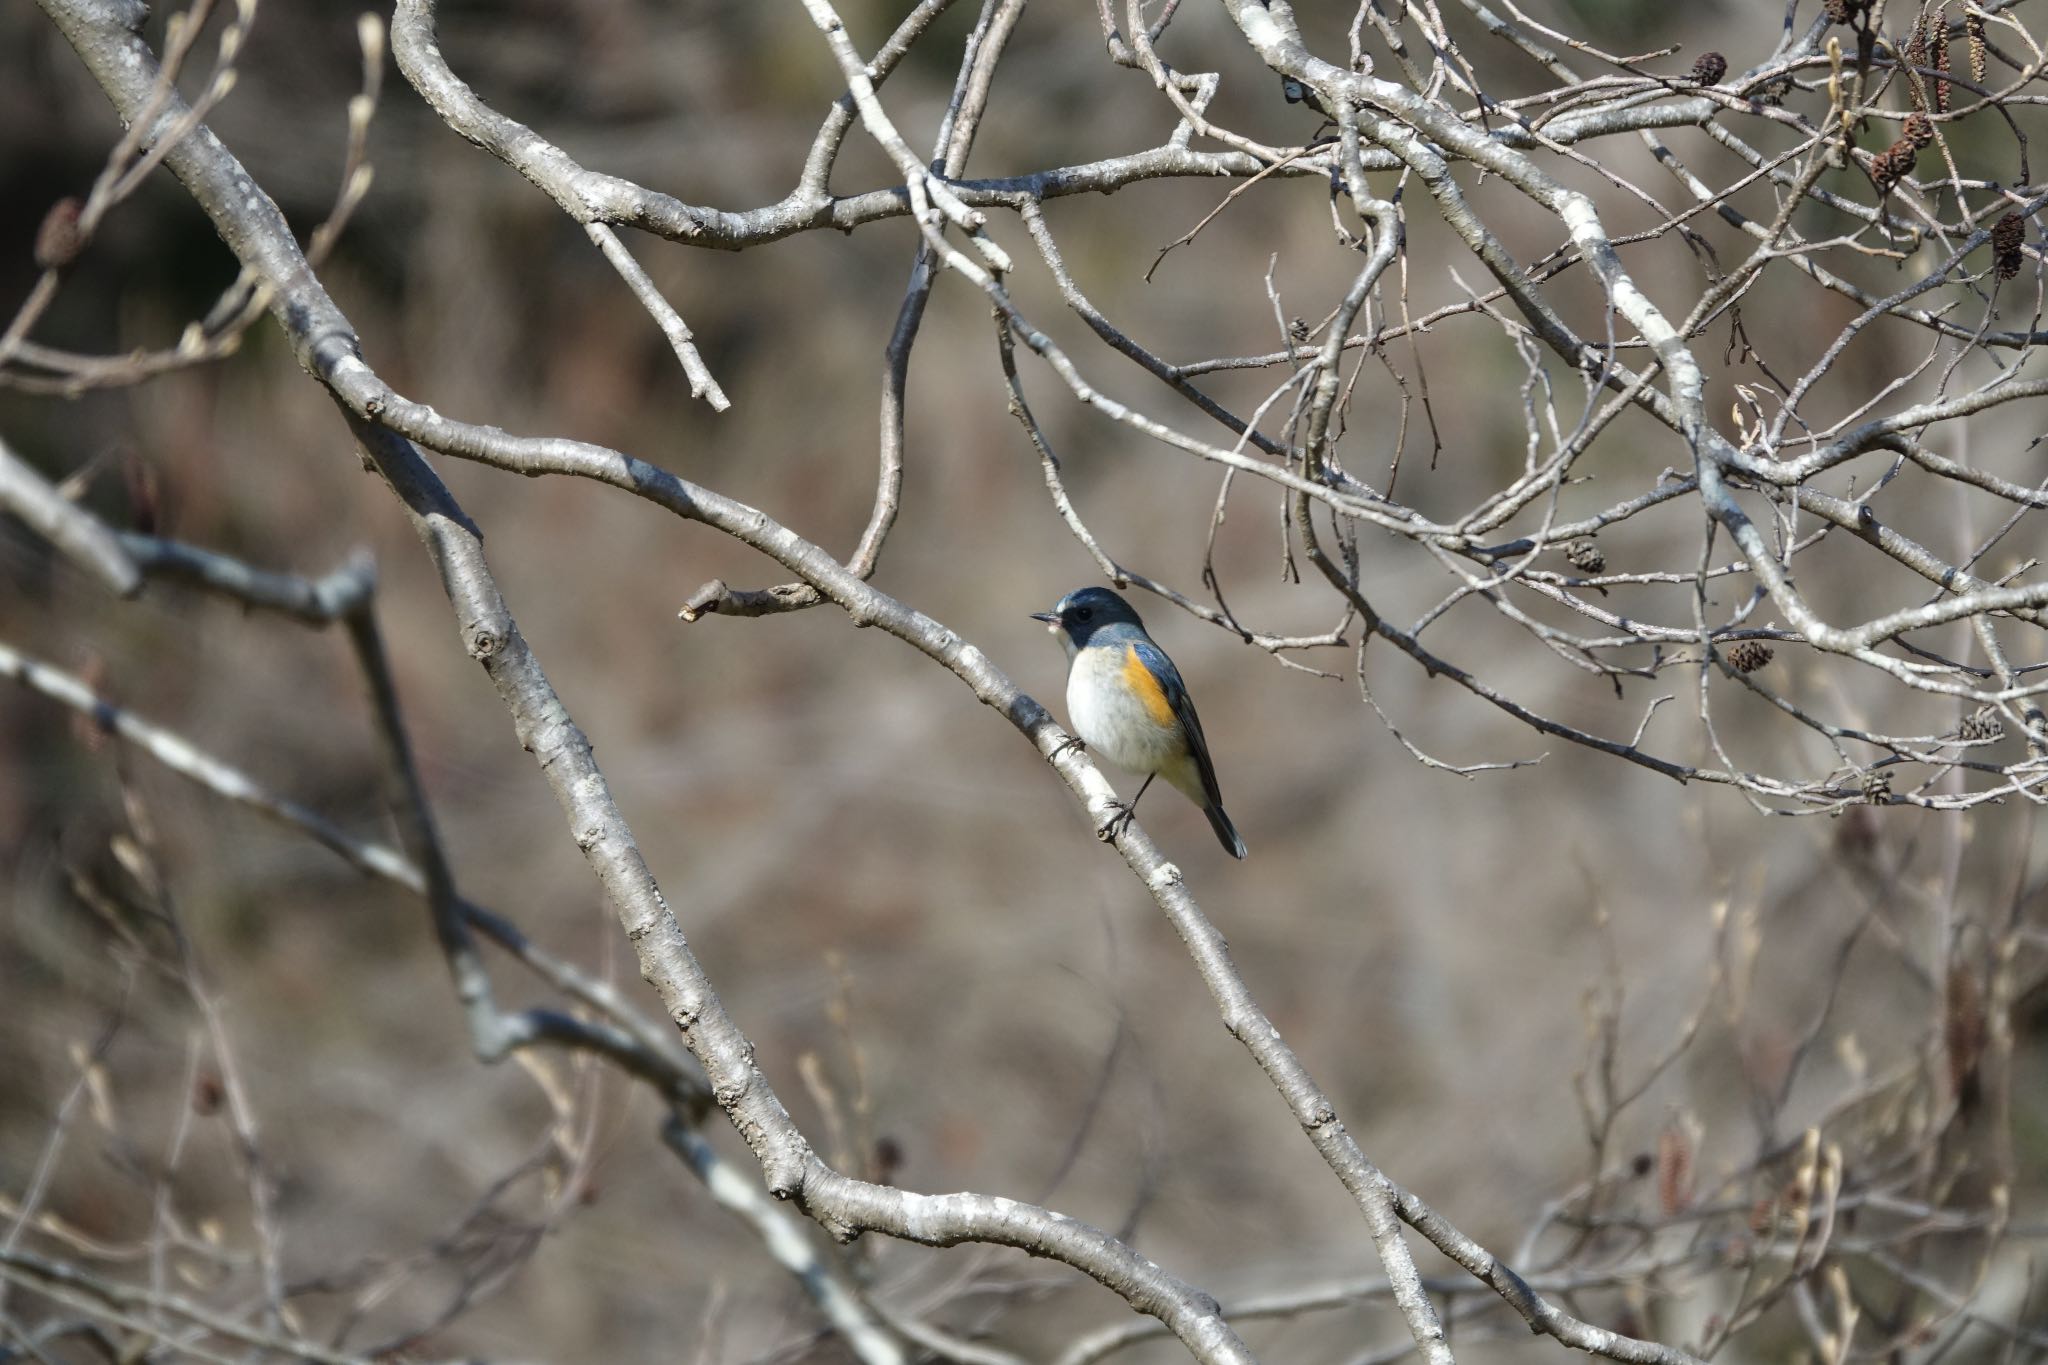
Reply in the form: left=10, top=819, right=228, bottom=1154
left=1068, top=644, right=1183, bottom=776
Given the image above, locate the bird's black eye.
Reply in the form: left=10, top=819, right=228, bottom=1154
left=1074, top=607, right=1093, bottom=622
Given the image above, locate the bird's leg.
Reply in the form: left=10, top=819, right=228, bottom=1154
left=1096, top=774, right=1154, bottom=843
left=1050, top=732, right=1088, bottom=761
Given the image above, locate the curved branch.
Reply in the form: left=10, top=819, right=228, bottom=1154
left=36, top=1, right=1253, bottom=1355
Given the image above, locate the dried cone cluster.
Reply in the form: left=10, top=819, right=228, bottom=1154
left=1564, top=538, right=1605, bottom=574
left=1957, top=705, right=2004, bottom=742
left=1728, top=640, right=1774, bottom=673
left=1691, top=51, right=1727, bottom=85
left=1870, top=139, right=1918, bottom=194
left=1993, top=211, right=2025, bottom=280
left=1904, top=112, right=1935, bottom=147
left=1823, top=0, right=1869, bottom=22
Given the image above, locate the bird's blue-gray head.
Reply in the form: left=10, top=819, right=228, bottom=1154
left=1032, top=586, right=1147, bottom=659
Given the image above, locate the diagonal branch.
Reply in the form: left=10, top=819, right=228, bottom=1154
left=35, top=1, right=1252, bottom=1355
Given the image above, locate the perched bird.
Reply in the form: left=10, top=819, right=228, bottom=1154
left=1279, top=74, right=1332, bottom=118
left=1033, top=587, right=1248, bottom=859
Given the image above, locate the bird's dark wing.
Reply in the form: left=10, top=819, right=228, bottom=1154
left=1131, top=638, right=1225, bottom=809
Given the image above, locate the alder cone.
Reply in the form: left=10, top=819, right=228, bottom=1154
left=1728, top=641, right=1774, bottom=674
left=1564, top=538, right=1605, bottom=574
left=1993, top=211, right=2025, bottom=280
left=1870, top=141, right=1916, bottom=194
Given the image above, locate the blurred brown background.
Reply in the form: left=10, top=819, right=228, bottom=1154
left=3, top=0, right=2044, bottom=1359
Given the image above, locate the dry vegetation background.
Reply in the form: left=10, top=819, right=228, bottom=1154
left=2, top=0, right=2046, bottom=1361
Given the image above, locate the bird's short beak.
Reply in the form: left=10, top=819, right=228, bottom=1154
left=1029, top=611, right=1059, bottom=624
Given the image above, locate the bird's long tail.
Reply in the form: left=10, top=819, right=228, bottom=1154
left=1206, top=804, right=1248, bottom=860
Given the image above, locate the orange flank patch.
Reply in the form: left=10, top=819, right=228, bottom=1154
left=1121, top=645, right=1176, bottom=727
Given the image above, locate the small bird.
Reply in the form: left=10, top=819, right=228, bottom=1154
left=1033, top=587, right=1248, bottom=859
left=1279, top=74, right=1332, bottom=118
